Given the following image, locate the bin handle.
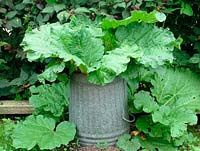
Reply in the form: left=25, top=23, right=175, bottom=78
left=122, top=112, right=135, bottom=123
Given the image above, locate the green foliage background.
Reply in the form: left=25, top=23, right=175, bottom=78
left=0, top=0, right=200, bottom=150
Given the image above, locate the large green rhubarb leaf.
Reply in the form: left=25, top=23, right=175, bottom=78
left=139, top=137, right=178, bottom=151
left=12, top=115, right=76, bottom=150
left=29, top=82, right=69, bottom=117
left=116, top=134, right=141, bottom=151
left=87, top=43, right=141, bottom=85
left=151, top=68, right=200, bottom=107
left=22, top=21, right=104, bottom=74
left=101, top=10, right=166, bottom=29
left=38, top=61, right=65, bottom=82
left=116, top=134, right=177, bottom=151
left=150, top=68, right=200, bottom=137
left=136, top=116, right=170, bottom=140
left=152, top=106, right=197, bottom=137
left=134, top=91, right=159, bottom=113
left=132, top=67, right=200, bottom=138
left=116, top=23, right=176, bottom=68
left=63, top=27, right=104, bottom=72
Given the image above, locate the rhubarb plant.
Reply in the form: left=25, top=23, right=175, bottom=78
left=11, top=82, right=75, bottom=150
left=21, top=10, right=178, bottom=85
left=29, top=81, right=69, bottom=117
left=126, top=66, right=200, bottom=149
left=12, top=115, right=76, bottom=150
left=19, top=10, right=183, bottom=150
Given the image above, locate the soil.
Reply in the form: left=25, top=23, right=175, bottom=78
left=75, top=146, right=121, bottom=151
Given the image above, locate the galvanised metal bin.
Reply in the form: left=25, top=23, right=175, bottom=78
left=69, top=74, right=129, bottom=146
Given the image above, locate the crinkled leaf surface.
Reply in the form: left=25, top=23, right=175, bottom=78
left=0, top=147, right=6, bottom=151
left=21, top=21, right=104, bottom=74
left=136, top=116, right=170, bottom=140
left=152, top=105, right=197, bottom=137
left=101, top=10, right=166, bottom=29
left=69, top=16, right=104, bottom=38
left=151, top=68, right=200, bottom=108
left=116, top=134, right=141, bottom=151
left=63, top=27, right=104, bottom=72
left=117, top=134, right=177, bottom=151
left=173, top=132, right=196, bottom=146
left=87, top=43, right=141, bottom=85
left=22, top=23, right=64, bottom=61
left=132, top=67, right=200, bottom=138
left=116, top=23, right=176, bottom=68
left=12, top=115, right=76, bottom=150
left=29, top=82, right=69, bottom=117
left=139, top=137, right=178, bottom=151
left=38, top=61, right=65, bottom=82
left=134, top=91, right=159, bottom=113
left=0, top=119, right=16, bottom=151
left=150, top=68, right=200, bottom=137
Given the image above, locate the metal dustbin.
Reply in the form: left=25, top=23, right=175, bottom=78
left=69, top=74, right=130, bottom=146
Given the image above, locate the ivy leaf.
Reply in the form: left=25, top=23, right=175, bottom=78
left=173, top=49, right=190, bottom=66
left=189, top=54, right=200, bottom=64
left=87, top=43, right=141, bottom=85
left=0, top=42, right=8, bottom=47
left=53, top=4, right=66, bottom=13
left=45, top=0, right=57, bottom=4
left=116, top=23, right=176, bottom=68
left=0, top=79, right=10, bottom=88
left=12, top=115, right=76, bottom=150
left=15, top=3, right=25, bottom=10
left=42, top=5, right=54, bottom=13
left=101, top=10, right=166, bottom=29
left=29, top=82, right=69, bottom=117
left=70, top=0, right=88, bottom=5
left=116, top=134, right=141, bottom=151
left=9, top=68, right=29, bottom=86
left=5, top=11, right=17, bottom=19
left=134, top=91, right=159, bottom=113
left=57, top=11, right=70, bottom=22
left=22, top=0, right=32, bottom=4
left=180, top=2, right=193, bottom=16
left=8, top=17, right=22, bottom=28
left=74, top=7, right=91, bottom=14
left=0, top=59, right=6, bottom=65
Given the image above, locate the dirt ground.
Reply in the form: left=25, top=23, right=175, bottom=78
left=75, top=146, right=120, bottom=151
